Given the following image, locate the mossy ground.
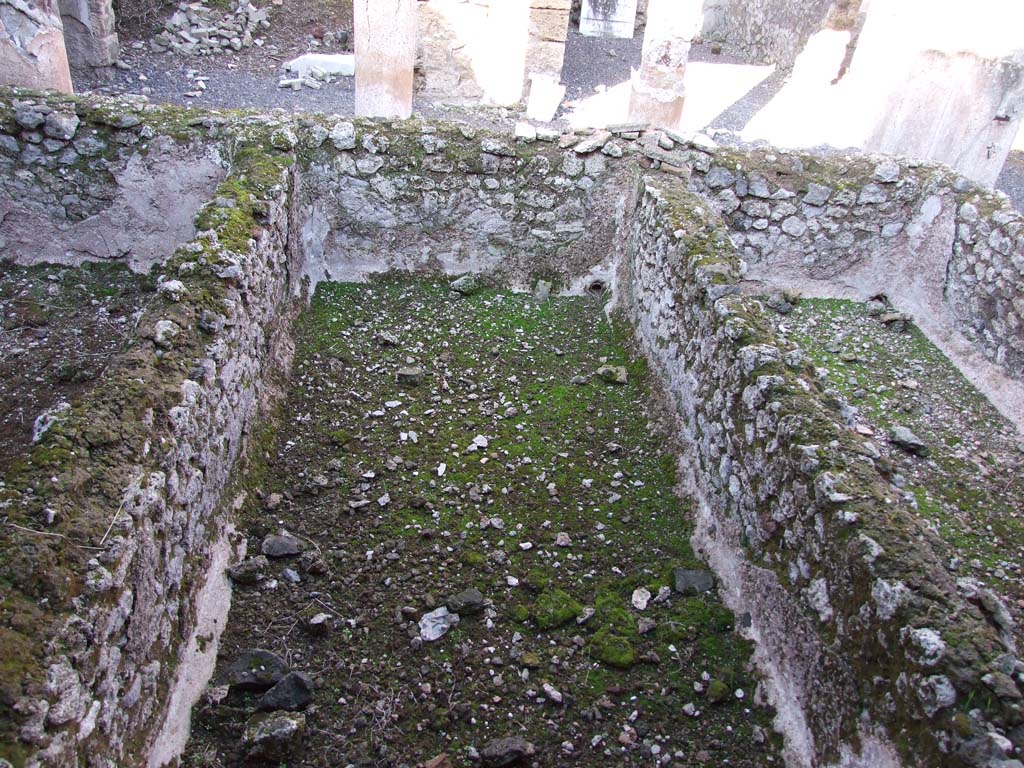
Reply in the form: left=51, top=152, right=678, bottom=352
left=183, top=277, right=779, bottom=766
left=780, top=297, right=1024, bottom=629
left=0, top=260, right=156, bottom=473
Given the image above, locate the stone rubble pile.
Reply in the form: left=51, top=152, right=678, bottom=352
left=150, top=0, right=270, bottom=55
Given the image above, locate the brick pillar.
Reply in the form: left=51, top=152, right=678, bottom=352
left=354, top=0, right=417, bottom=118
left=0, top=0, right=73, bottom=92
left=627, top=0, right=701, bottom=127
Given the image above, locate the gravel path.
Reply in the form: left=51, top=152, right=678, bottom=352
left=560, top=26, right=642, bottom=102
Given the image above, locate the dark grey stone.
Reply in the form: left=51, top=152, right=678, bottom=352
left=256, top=671, right=314, bottom=711
left=225, top=650, right=289, bottom=691
left=446, top=588, right=485, bottom=615
left=480, top=736, right=536, bottom=767
left=261, top=532, right=303, bottom=557
left=891, top=426, right=929, bottom=457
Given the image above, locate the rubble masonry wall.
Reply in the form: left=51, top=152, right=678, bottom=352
left=1, top=91, right=1022, bottom=768
left=617, top=174, right=1022, bottom=768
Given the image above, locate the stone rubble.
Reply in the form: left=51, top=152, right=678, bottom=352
left=150, top=0, right=270, bottom=56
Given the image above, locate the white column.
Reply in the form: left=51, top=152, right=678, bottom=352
left=354, top=0, right=416, bottom=118
left=627, top=0, right=702, bottom=127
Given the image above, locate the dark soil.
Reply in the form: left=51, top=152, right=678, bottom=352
left=0, top=261, right=155, bottom=474
left=182, top=278, right=780, bottom=767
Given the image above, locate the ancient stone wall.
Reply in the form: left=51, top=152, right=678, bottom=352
left=295, top=121, right=631, bottom=292
left=616, top=174, right=1022, bottom=768
left=0, top=96, right=223, bottom=271
left=2, top=90, right=1023, bottom=768
left=699, top=0, right=833, bottom=67
left=669, top=139, right=1024, bottom=420
left=0, top=95, right=299, bottom=767
left=948, top=201, right=1024, bottom=380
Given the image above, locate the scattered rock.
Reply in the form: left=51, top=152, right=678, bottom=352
left=480, top=736, right=536, bottom=767
left=879, top=311, right=911, bottom=331
left=542, top=682, right=563, bottom=704
left=631, top=587, right=651, bottom=610
left=227, top=555, right=268, bottom=585
left=242, top=712, right=305, bottom=760
left=451, top=275, right=479, bottom=295
left=514, top=122, right=537, bottom=142
left=637, top=617, right=657, bottom=635
left=420, top=607, right=460, bottom=641
left=573, top=130, right=612, bottom=154
left=261, top=531, right=304, bottom=557
left=891, top=426, right=929, bottom=457
left=256, top=671, right=314, bottom=711
left=397, top=366, right=424, bottom=386
left=446, top=588, right=485, bottom=615
left=305, top=612, right=332, bottom=636
left=596, top=364, right=628, bottom=385
left=152, top=0, right=269, bottom=57
left=225, top=650, right=289, bottom=691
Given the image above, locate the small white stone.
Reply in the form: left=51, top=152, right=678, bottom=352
left=631, top=587, right=652, bottom=610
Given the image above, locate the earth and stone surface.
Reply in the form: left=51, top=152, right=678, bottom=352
left=173, top=277, right=1024, bottom=767
left=182, top=279, right=782, bottom=767
left=0, top=262, right=155, bottom=472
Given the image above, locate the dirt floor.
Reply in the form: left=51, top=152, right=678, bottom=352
left=182, top=278, right=781, bottom=767
left=777, top=296, right=1024, bottom=628
left=0, top=261, right=155, bottom=474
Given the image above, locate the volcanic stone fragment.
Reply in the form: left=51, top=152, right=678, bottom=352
left=242, top=712, right=306, bottom=760
left=225, top=650, right=289, bottom=691
left=480, top=737, right=537, bottom=767
left=446, top=588, right=485, bottom=615
left=261, top=531, right=304, bottom=557
left=256, top=671, right=315, bottom=711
